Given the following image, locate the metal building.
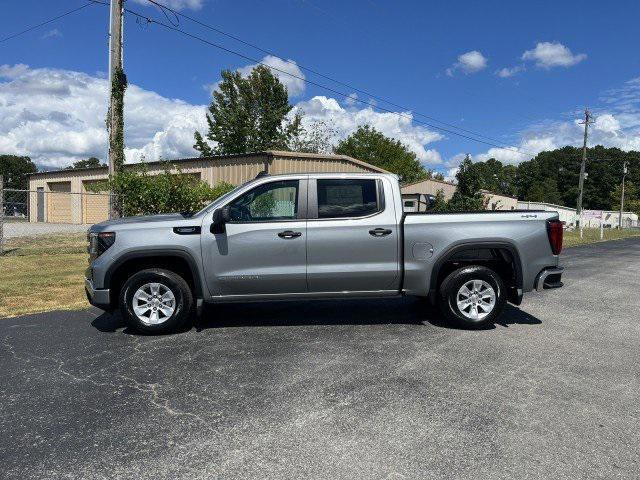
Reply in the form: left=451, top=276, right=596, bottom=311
left=27, top=151, right=387, bottom=224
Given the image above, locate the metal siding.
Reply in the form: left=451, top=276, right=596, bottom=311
left=401, top=179, right=457, bottom=200
left=26, top=153, right=382, bottom=222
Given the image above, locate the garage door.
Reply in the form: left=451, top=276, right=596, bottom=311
left=82, top=181, right=110, bottom=224
left=47, top=182, right=72, bottom=223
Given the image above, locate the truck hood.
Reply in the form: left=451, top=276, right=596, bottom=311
left=90, top=213, right=195, bottom=231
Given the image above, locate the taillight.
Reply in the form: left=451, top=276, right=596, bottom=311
left=546, top=220, right=563, bottom=255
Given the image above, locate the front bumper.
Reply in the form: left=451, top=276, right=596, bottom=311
left=535, top=266, right=564, bottom=292
left=85, top=278, right=111, bottom=310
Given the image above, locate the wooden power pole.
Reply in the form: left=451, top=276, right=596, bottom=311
left=576, top=108, right=594, bottom=227
left=108, top=0, right=125, bottom=218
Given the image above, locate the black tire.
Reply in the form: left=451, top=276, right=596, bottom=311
left=438, top=265, right=506, bottom=329
left=119, top=268, right=193, bottom=334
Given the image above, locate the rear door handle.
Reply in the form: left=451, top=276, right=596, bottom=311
left=278, top=230, right=302, bottom=239
left=369, top=228, right=392, bottom=237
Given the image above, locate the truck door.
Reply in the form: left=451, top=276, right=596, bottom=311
left=202, top=179, right=308, bottom=296
left=306, top=177, right=399, bottom=293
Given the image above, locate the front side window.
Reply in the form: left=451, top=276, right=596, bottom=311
left=228, top=180, right=298, bottom=222
left=317, top=179, right=379, bottom=218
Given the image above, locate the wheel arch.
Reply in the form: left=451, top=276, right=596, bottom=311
left=429, top=241, right=523, bottom=304
left=104, top=249, right=204, bottom=308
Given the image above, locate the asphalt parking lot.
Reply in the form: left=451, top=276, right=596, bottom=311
left=1, top=239, right=639, bottom=479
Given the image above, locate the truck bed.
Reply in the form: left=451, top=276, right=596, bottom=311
left=401, top=209, right=560, bottom=296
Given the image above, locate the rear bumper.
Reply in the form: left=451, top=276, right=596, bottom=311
left=535, top=266, right=564, bottom=292
left=85, top=278, right=111, bottom=310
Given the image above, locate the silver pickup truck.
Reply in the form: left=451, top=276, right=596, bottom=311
left=85, top=172, right=564, bottom=333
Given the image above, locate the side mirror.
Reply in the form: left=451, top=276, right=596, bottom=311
left=210, top=205, right=230, bottom=234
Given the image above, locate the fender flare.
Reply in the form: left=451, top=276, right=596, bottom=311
left=103, top=248, right=204, bottom=298
left=428, top=241, right=523, bottom=300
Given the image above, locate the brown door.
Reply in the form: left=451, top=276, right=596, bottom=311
left=47, top=182, right=72, bottom=223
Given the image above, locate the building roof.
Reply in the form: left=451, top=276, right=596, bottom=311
left=401, top=177, right=456, bottom=188
left=28, top=150, right=388, bottom=178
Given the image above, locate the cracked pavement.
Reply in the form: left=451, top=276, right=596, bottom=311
left=1, top=239, right=639, bottom=479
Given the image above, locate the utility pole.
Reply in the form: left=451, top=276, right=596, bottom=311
left=619, top=160, right=628, bottom=229
left=576, top=108, right=594, bottom=230
left=108, top=0, right=125, bottom=218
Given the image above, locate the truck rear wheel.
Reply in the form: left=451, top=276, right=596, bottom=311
left=119, top=268, right=193, bottom=334
left=438, top=266, right=506, bottom=329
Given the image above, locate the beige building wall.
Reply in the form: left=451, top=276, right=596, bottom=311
left=400, top=180, right=519, bottom=211
left=401, top=178, right=457, bottom=200
left=27, top=151, right=387, bottom=224
left=481, top=190, right=518, bottom=210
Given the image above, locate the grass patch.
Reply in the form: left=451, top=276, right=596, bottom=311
left=0, top=234, right=89, bottom=318
left=564, top=227, right=640, bottom=248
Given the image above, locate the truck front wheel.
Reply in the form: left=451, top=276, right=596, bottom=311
left=119, top=268, right=193, bottom=334
left=438, top=266, right=506, bottom=329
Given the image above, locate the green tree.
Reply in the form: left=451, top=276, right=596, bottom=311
left=447, top=156, right=485, bottom=211
left=431, top=189, right=448, bottom=212
left=193, top=131, right=213, bottom=157
left=0, top=155, right=37, bottom=189
left=90, top=163, right=235, bottom=216
left=71, top=157, right=103, bottom=169
left=610, top=181, right=640, bottom=217
left=515, top=146, right=640, bottom=209
left=195, top=65, right=299, bottom=156
left=334, top=125, right=431, bottom=183
left=287, top=119, right=336, bottom=154
left=526, top=178, right=562, bottom=204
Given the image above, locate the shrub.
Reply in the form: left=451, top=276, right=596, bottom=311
left=90, top=163, right=236, bottom=217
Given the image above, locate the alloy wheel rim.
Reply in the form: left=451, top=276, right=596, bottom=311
left=456, top=279, right=496, bottom=321
left=132, top=283, right=176, bottom=325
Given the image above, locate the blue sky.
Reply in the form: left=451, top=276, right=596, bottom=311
left=1, top=0, right=639, bottom=174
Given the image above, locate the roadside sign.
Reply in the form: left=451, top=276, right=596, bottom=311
left=583, top=210, right=603, bottom=220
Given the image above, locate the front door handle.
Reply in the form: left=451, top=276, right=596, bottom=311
left=369, top=228, right=392, bottom=237
left=278, top=230, right=302, bottom=239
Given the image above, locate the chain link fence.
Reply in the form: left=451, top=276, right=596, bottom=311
left=0, top=177, right=120, bottom=254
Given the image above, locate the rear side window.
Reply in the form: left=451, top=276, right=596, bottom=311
left=317, top=179, right=379, bottom=218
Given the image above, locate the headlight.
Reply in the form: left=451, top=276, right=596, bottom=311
left=88, top=232, right=116, bottom=262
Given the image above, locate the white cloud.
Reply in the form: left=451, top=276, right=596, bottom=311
left=0, top=64, right=208, bottom=169
left=344, top=92, right=358, bottom=107
left=495, top=65, right=525, bottom=78
left=0, top=64, right=444, bottom=169
left=447, top=51, right=488, bottom=76
left=291, top=96, right=444, bottom=164
left=130, top=0, right=204, bottom=10
left=593, top=114, right=621, bottom=134
left=422, top=149, right=442, bottom=166
left=444, top=167, right=459, bottom=183
left=41, top=29, right=62, bottom=39
left=522, top=42, right=587, bottom=69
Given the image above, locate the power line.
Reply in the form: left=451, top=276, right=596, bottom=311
left=0, top=3, right=96, bottom=44
left=91, top=1, right=536, bottom=158
left=143, top=0, right=531, bottom=156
